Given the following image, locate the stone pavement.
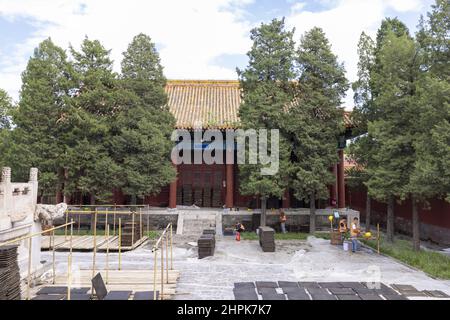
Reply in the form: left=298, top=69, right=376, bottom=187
left=40, top=235, right=450, bottom=300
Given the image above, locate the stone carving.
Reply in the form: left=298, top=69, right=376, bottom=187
left=34, top=203, right=68, bottom=224
left=9, top=210, right=29, bottom=223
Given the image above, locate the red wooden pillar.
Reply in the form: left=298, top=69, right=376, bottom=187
left=282, top=189, right=290, bottom=209
left=330, top=165, right=338, bottom=207
left=226, top=163, right=234, bottom=208
left=169, top=164, right=178, bottom=209
left=337, top=149, right=346, bottom=208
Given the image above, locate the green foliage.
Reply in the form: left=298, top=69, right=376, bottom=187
left=113, top=34, right=176, bottom=202
left=411, top=0, right=450, bottom=202
left=287, top=27, right=348, bottom=204
left=363, top=237, right=450, bottom=279
left=416, top=0, right=450, bottom=80
left=2, top=39, right=74, bottom=193
left=237, top=18, right=295, bottom=223
left=367, top=32, right=420, bottom=202
left=67, top=37, right=126, bottom=203
left=0, top=89, right=13, bottom=130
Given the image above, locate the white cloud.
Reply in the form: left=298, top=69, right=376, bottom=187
left=0, top=0, right=429, bottom=106
left=385, top=0, right=424, bottom=12
left=286, top=0, right=427, bottom=109
left=0, top=0, right=254, bottom=101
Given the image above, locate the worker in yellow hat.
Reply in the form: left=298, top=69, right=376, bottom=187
left=339, top=218, right=348, bottom=241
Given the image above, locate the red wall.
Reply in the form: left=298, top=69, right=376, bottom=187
left=347, top=188, right=450, bottom=229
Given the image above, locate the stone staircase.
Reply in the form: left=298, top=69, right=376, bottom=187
left=176, top=210, right=222, bottom=236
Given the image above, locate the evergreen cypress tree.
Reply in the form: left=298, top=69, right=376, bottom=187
left=237, top=18, right=295, bottom=226
left=366, top=30, right=420, bottom=243
left=4, top=39, right=74, bottom=196
left=68, top=37, right=125, bottom=204
left=287, top=27, right=348, bottom=233
left=113, top=33, right=176, bottom=204
left=409, top=0, right=450, bottom=250
left=0, top=89, right=12, bottom=130
left=364, top=18, right=410, bottom=242
left=349, top=32, right=376, bottom=231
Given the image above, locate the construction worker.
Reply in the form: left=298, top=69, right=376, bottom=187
left=350, top=217, right=361, bottom=252
left=235, top=222, right=245, bottom=241
left=279, top=211, right=287, bottom=234
left=339, top=218, right=348, bottom=241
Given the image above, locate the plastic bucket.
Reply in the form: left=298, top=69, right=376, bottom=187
left=343, top=241, right=349, bottom=251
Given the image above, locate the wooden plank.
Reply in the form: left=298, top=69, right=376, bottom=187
left=51, top=269, right=179, bottom=300
left=55, top=271, right=180, bottom=284
left=42, top=235, right=133, bottom=251
left=97, top=236, right=148, bottom=252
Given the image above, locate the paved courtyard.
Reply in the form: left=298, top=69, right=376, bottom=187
left=40, top=235, right=450, bottom=300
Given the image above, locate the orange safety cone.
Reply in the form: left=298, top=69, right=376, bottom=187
left=236, top=231, right=241, bottom=241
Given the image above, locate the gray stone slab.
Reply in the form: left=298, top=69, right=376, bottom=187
left=286, top=292, right=310, bottom=300
left=282, top=287, right=307, bottom=295
left=278, top=281, right=299, bottom=288
left=329, top=287, right=356, bottom=295
left=391, top=284, right=417, bottom=292
left=261, top=293, right=286, bottom=300
left=104, top=291, right=132, bottom=300
left=319, top=282, right=344, bottom=288
left=234, top=294, right=258, bottom=300
left=336, top=295, right=362, bottom=300
left=354, top=288, right=378, bottom=295
left=233, top=288, right=258, bottom=300
left=31, top=294, right=66, bottom=300
left=298, top=282, right=322, bottom=289
left=306, top=288, right=330, bottom=295
left=310, top=294, right=337, bottom=300
left=401, top=290, right=428, bottom=297
left=133, top=291, right=160, bottom=300
left=358, top=294, right=383, bottom=300
left=66, top=294, right=91, bottom=301
left=376, top=287, right=400, bottom=296
left=339, top=282, right=367, bottom=290
left=37, top=286, right=90, bottom=295
left=423, top=290, right=450, bottom=298
left=384, top=295, right=408, bottom=300
left=364, top=282, right=390, bottom=290
left=234, top=282, right=255, bottom=289
left=91, top=272, right=108, bottom=300
left=258, top=287, right=278, bottom=295
left=255, top=281, right=278, bottom=288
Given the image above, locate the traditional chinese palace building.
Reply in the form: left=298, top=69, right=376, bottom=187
left=113, top=80, right=354, bottom=210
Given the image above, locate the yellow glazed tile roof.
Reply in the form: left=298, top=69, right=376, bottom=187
left=165, top=80, right=353, bottom=129
left=166, top=80, right=241, bottom=129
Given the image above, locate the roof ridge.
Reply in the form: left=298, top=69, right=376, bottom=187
left=166, top=80, right=240, bottom=86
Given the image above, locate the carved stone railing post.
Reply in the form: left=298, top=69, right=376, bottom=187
left=1, top=167, right=12, bottom=217
left=1, top=167, right=11, bottom=184
left=29, top=168, right=38, bottom=211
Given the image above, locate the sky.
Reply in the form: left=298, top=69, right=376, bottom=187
left=0, top=0, right=435, bottom=108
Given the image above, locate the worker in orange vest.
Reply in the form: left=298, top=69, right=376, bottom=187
left=235, top=222, right=245, bottom=241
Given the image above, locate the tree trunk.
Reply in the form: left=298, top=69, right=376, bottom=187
left=309, top=193, right=316, bottom=234
left=260, top=196, right=267, bottom=227
left=131, top=194, right=137, bottom=205
left=365, top=195, right=371, bottom=232
left=62, top=168, right=69, bottom=204
left=90, top=194, right=96, bottom=231
left=386, top=196, right=395, bottom=242
left=56, top=167, right=64, bottom=204
left=412, top=197, right=420, bottom=252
